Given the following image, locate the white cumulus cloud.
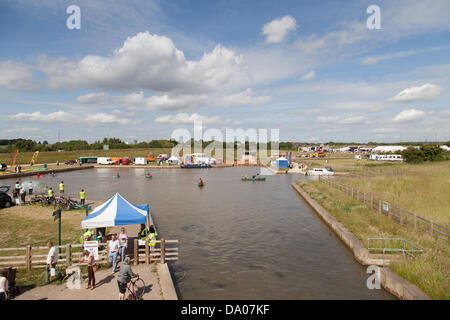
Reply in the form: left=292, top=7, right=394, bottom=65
left=388, top=83, right=443, bottom=102
left=0, top=61, right=37, bottom=91
left=300, top=70, right=315, bottom=81
left=4, top=110, right=131, bottom=125
left=393, top=109, right=425, bottom=122
left=261, top=15, right=297, bottom=44
left=39, top=31, right=248, bottom=94
left=154, top=113, right=225, bottom=124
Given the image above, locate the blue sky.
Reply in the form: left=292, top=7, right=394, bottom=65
left=1, top=0, right=449, bottom=143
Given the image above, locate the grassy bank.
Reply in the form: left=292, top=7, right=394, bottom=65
left=297, top=180, right=449, bottom=300
left=331, top=161, right=449, bottom=227
left=0, top=148, right=172, bottom=165
left=0, top=205, right=91, bottom=288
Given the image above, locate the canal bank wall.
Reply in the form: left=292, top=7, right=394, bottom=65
left=291, top=182, right=430, bottom=300
left=0, top=165, right=94, bottom=180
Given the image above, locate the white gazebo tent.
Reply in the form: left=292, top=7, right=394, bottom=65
left=81, top=193, right=149, bottom=228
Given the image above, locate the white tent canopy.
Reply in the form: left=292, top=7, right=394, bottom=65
left=81, top=193, right=149, bottom=228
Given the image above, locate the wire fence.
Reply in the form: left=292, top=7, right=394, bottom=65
left=319, top=176, right=450, bottom=241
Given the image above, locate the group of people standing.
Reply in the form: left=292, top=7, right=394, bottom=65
left=78, top=227, right=139, bottom=299
left=12, top=180, right=32, bottom=205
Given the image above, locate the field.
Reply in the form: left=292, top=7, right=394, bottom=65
left=321, top=160, right=449, bottom=226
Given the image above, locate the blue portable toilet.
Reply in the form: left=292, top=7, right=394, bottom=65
left=276, top=157, right=289, bottom=168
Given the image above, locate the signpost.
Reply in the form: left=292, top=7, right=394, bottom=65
left=84, top=240, right=99, bottom=260
left=52, top=208, right=62, bottom=253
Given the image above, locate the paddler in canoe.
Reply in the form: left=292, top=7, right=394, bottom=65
left=198, top=178, right=204, bottom=187
left=146, top=172, right=152, bottom=178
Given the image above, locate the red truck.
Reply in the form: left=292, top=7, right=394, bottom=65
left=114, top=157, right=131, bottom=165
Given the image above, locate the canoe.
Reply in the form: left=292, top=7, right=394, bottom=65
left=198, top=183, right=204, bottom=187
left=145, top=175, right=152, bottom=178
left=241, top=177, right=266, bottom=181
left=113, top=176, right=120, bottom=178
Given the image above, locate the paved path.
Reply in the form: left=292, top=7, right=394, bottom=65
left=15, top=224, right=169, bottom=300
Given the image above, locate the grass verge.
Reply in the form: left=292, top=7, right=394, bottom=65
left=297, top=180, right=449, bottom=300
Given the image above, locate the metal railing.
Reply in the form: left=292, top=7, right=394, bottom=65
left=319, top=176, right=450, bottom=240
left=367, top=238, right=423, bottom=262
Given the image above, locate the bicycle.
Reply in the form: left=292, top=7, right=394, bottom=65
left=127, top=275, right=145, bottom=300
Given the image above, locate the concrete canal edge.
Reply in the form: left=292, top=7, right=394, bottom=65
left=148, top=210, right=179, bottom=300
left=157, top=263, right=178, bottom=300
left=291, top=182, right=431, bottom=300
left=0, top=165, right=95, bottom=180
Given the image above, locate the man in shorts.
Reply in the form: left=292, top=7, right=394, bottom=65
left=117, top=256, right=139, bottom=300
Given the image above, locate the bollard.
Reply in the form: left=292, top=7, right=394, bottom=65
left=66, top=244, right=71, bottom=266
left=134, top=239, right=138, bottom=266
left=145, top=239, right=150, bottom=265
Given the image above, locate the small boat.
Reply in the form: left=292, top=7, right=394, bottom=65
left=198, top=183, right=204, bottom=187
left=49, top=173, right=56, bottom=177
left=241, top=177, right=266, bottom=181
left=307, top=167, right=334, bottom=176
left=145, top=174, right=152, bottom=179
left=35, top=174, right=46, bottom=178
left=181, top=163, right=212, bottom=168
left=113, top=175, right=120, bottom=178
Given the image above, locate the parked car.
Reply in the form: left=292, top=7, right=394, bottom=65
left=0, top=191, right=12, bottom=208
left=65, top=160, right=77, bottom=165
left=0, top=163, right=7, bottom=171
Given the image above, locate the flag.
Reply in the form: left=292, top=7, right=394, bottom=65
left=30, top=151, right=40, bottom=166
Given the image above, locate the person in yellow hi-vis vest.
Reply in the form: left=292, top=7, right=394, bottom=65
left=80, top=189, right=86, bottom=205
left=47, top=188, right=54, bottom=205
left=59, top=181, right=64, bottom=196
left=148, top=225, right=157, bottom=253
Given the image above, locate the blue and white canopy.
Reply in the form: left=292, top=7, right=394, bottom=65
left=81, top=193, right=149, bottom=228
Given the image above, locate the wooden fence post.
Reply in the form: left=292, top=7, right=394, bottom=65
left=414, top=213, right=417, bottom=230
left=378, top=200, right=382, bottom=215
left=66, top=244, right=71, bottom=266
left=145, top=239, right=149, bottom=265
left=134, top=239, right=138, bottom=265
left=399, top=209, right=403, bottom=226
left=26, top=245, right=31, bottom=271
left=160, top=239, right=165, bottom=264
left=371, top=195, right=374, bottom=211
left=430, top=221, right=434, bottom=236
left=351, top=187, right=353, bottom=199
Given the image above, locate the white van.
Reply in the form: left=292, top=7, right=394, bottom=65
left=97, top=157, right=114, bottom=165
left=134, top=157, right=146, bottom=165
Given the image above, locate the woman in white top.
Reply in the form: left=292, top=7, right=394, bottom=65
left=80, top=250, right=96, bottom=290
left=0, top=270, right=8, bottom=300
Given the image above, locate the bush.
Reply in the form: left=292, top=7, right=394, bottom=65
left=402, top=145, right=447, bottom=163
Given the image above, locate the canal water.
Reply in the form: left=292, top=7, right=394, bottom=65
left=3, top=167, right=393, bottom=299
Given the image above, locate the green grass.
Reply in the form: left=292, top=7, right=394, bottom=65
left=0, top=204, right=115, bottom=289
left=297, top=180, right=450, bottom=300
left=333, top=161, right=450, bottom=227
